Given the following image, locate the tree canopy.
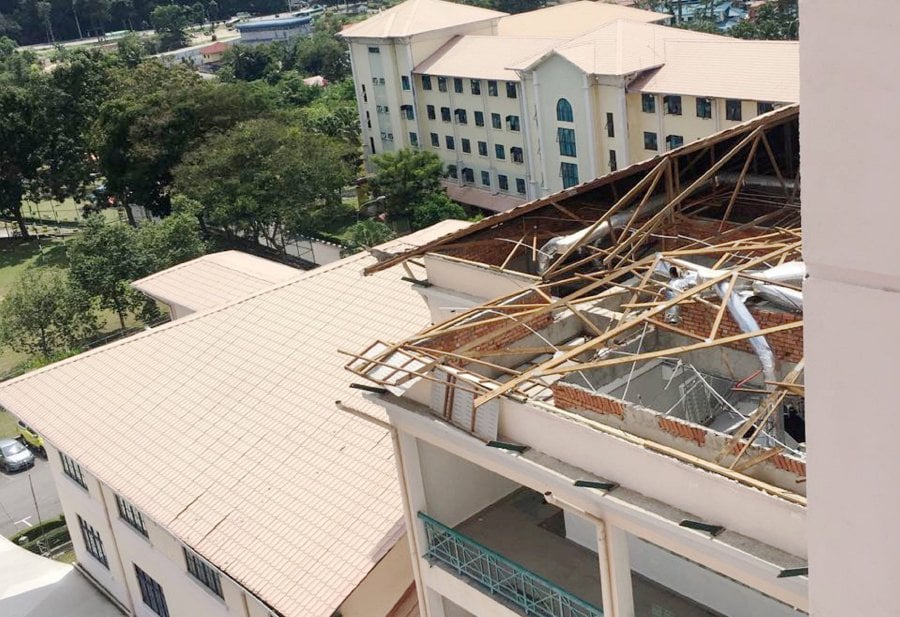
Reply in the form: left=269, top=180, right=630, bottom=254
left=369, top=149, right=445, bottom=219
left=0, top=267, right=99, bottom=358
left=173, top=117, right=354, bottom=247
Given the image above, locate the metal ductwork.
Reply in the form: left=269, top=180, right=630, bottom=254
left=716, top=173, right=798, bottom=192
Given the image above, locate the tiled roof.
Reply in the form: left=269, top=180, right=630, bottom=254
left=514, top=19, right=722, bottom=75
left=415, top=35, right=564, bottom=81
left=629, top=39, right=800, bottom=103
left=496, top=0, right=667, bottom=37
left=442, top=181, right=527, bottom=213
left=131, top=251, right=301, bottom=314
left=0, top=228, right=455, bottom=617
left=339, top=0, right=505, bottom=39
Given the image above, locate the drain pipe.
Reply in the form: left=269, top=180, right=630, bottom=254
left=335, top=400, right=430, bottom=617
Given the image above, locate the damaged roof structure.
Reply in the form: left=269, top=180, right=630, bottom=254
left=349, top=104, right=805, bottom=501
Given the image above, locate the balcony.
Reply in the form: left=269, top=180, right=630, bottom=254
left=420, top=511, right=602, bottom=617
left=420, top=489, right=723, bottom=617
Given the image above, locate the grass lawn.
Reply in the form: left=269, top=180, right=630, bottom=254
left=0, top=408, right=17, bottom=439
left=21, top=199, right=120, bottom=225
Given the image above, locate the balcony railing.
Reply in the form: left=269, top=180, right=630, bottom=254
left=418, top=512, right=603, bottom=617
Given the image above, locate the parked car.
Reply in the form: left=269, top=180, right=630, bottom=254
left=16, top=421, right=46, bottom=457
left=0, top=438, right=35, bottom=472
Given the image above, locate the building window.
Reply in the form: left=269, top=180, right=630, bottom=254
left=410, top=132, right=419, bottom=147
left=491, top=113, right=502, bottom=130
left=644, top=131, right=658, bottom=150
left=757, top=101, right=775, bottom=114
left=455, top=108, right=467, bottom=124
left=446, top=135, right=455, bottom=150
left=505, top=81, right=517, bottom=98
left=664, top=95, right=682, bottom=115
left=369, top=137, right=376, bottom=154
left=609, top=149, right=617, bottom=171
left=511, top=146, right=524, bottom=164
left=361, top=84, right=367, bottom=102
left=184, top=548, right=223, bottom=598
left=116, top=495, right=148, bottom=536
left=365, top=111, right=371, bottom=129
left=481, top=170, right=491, bottom=186
left=665, top=134, right=684, bottom=150
left=605, top=112, right=614, bottom=138
left=135, top=566, right=169, bottom=617
left=422, top=75, right=432, bottom=91
left=60, top=452, right=87, bottom=489
left=471, top=79, right=481, bottom=95
left=495, top=144, right=506, bottom=160
left=558, top=127, right=576, bottom=157
left=401, top=75, right=410, bottom=90
left=561, top=162, right=579, bottom=188
left=426, top=105, right=436, bottom=120
left=556, top=98, right=573, bottom=122
left=461, top=138, right=471, bottom=153
left=641, top=93, right=655, bottom=113
left=401, top=104, right=414, bottom=120
left=487, top=80, right=498, bottom=96
left=367, top=46, right=379, bottom=53
left=462, top=168, right=475, bottom=184
left=440, top=106, right=451, bottom=122
left=474, top=111, right=485, bottom=127
left=453, top=77, right=464, bottom=93
left=477, top=141, right=488, bottom=156
left=376, top=104, right=389, bottom=113
left=496, top=174, right=508, bottom=191
left=78, top=516, right=108, bottom=567
left=447, top=164, right=458, bottom=179
left=516, top=178, right=526, bottom=194
left=726, top=99, right=742, bottom=121
left=438, top=76, right=447, bottom=92
left=506, top=115, right=520, bottom=131
left=695, top=97, right=712, bottom=119
left=430, top=133, right=439, bottom=147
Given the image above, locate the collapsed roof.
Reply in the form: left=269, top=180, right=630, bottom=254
left=349, top=105, right=806, bottom=501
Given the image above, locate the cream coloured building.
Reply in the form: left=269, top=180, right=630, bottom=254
left=0, top=224, right=470, bottom=617
left=341, top=0, right=797, bottom=212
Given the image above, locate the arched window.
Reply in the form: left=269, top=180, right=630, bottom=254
left=556, top=98, right=574, bottom=122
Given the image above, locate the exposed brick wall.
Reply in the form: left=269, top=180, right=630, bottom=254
left=677, top=302, right=803, bottom=363
left=425, top=291, right=553, bottom=353
left=657, top=416, right=707, bottom=446
left=659, top=218, right=771, bottom=251
left=552, top=382, right=625, bottom=418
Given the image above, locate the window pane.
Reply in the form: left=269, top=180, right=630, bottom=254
left=495, top=144, right=505, bottom=160
left=454, top=77, right=463, bottom=93
left=556, top=98, right=573, bottom=122
left=491, top=113, right=501, bottom=129
left=474, top=111, right=484, bottom=127
left=498, top=174, right=508, bottom=190
left=471, top=79, right=481, bottom=95
left=643, top=131, right=658, bottom=151
left=561, top=162, right=579, bottom=188
left=487, top=80, right=498, bottom=96
left=506, top=81, right=517, bottom=98
left=481, top=171, right=490, bottom=186
left=422, top=75, right=432, bottom=90
left=558, top=127, right=576, bottom=157
left=641, top=93, right=655, bottom=113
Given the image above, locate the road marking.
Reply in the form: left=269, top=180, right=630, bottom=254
left=14, top=516, right=32, bottom=528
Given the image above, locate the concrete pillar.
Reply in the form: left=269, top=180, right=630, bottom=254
left=597, top=520, right=635, bottom=617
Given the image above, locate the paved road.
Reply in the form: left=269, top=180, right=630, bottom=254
left=0, top=456, right=63, bottom=539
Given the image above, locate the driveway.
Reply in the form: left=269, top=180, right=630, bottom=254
left=0, top=457, right=62, bottom=538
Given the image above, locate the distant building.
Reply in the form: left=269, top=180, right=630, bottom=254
left=341, top=0, right=797, bottom=213
left=199, top=41, right=230, bottom=65
left=236, top=15, right=312, bottom=44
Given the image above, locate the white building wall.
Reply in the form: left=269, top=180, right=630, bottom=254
left=803, top=7, right=900, bottom=616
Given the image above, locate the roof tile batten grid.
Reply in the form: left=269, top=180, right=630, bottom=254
left=348, top=106, right=807, bottom=503
left=0, top=222, right=470, bottom=617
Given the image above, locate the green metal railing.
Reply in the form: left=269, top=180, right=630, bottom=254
left=418, top=512, right=603, bottom=617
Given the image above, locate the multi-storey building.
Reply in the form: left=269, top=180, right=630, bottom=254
left=342, top=0, right=798, bottom=212
left=0, top=223, right=469, bottom=617
left=347, top=106, right=810, bottom=617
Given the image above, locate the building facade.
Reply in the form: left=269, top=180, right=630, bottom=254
left=236, top=15, right=312, bottom=44
left=342, top=0, right=798, bottom=212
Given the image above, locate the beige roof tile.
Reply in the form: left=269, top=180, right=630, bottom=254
left=629, top=39, right=800, bottom=103
left=131, top=250, right=301, bottom=314
left=415, top=34, right=564, bottom=81
left=0, top=226, right=456, bottom=617
left=339, top=0, right=505, bottom=39
left=496, top=0, right=667, bottom=37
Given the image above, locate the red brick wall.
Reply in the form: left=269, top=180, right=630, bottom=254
left=552, top=382, right=625, bottom=418
left=425, top=291, right=553, bottom=353
left=677, top=302, right=803, bottom=363
left=659, top=218, right=771, bottom=251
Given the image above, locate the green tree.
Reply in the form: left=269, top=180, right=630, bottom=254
left=137, top=198, right=207, bottom=271
left=412, top=192, right=466, bottom=230
left=346, top=220, right=395, bottom=249
left=284, top=30, right=350, bottom=82
left=220, top=44, right=279, bottom=82
left=150, top=4, right=189, bottom=50
left=369, top=148, right=444, bottom=219
left=173, top=117, right=354, bottom=247
left=0, top=267, right=99, bottom=358
left=67, top=216, right=153, bottom=330
left=207, top=0, right=219, bottom=23
left=730, top=0, right=798, bottom=40
left=116, top=32, right=146, bottom=66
